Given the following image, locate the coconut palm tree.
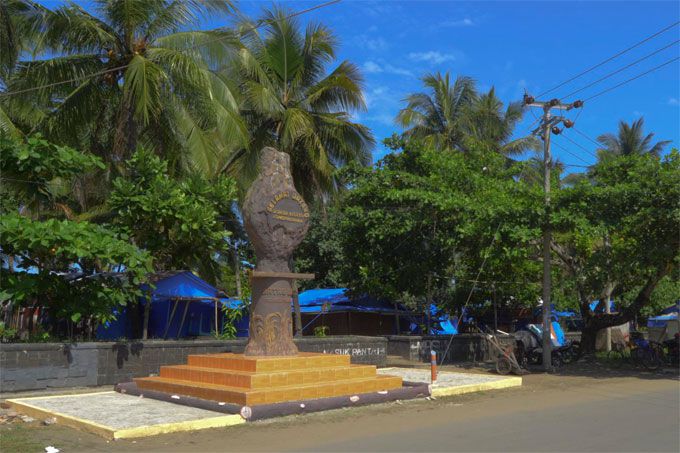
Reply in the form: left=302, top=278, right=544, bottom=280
left=2, top=0, right=245, bottom=173
left=396, top=72, right=476, bottom=151
left=223, top=7, right=374, bottom=203
left=460, top=88, right=540, bottom=156
left=596, top=118, right=670, bottom=160
left=0, top=0, right=45, bottom=138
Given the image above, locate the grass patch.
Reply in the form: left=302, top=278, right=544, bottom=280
left=0, top=424, right=45, bottom=453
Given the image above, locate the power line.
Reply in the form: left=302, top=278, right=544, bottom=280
left=0, top=0, right=342, bottom=99
left=562, top=163, right=590, bottom=169
left=537, top=20, right=680, bottom=97
left=584, top=56, right=679, bottom=102
left=550, top=140, right=592, bottom=166
left=560, top=132, right=598, bottom=159
left=560, top=39, right=680, bottom=100
left=571, top=126, right=601, bottom=148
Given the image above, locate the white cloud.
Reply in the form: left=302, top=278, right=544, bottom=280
left=354, top=34, right=389, bottom=51
left=363, top=61, right=383, bottom=74
left=408, top=51, right=457, bottom=65
left=362, top=61, right=413, bottom=77
left=668, top=97, right=679, bottom=106
left=439, top=18, right=475, bottom=28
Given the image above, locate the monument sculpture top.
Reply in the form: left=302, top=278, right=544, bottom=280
left=242, top=147, right=310, bottom=272
left=242, top=147, right=313, bottom=356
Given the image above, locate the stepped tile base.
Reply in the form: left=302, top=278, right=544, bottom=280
left=134, top=353, right=402, bottom=406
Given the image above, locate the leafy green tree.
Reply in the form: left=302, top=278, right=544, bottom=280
left=2, top=0, right=245, bottom=172
left=335, top=137, right=542, bottom=326
left=552, top=150, right=680, bottom=352
left=0, top=135, right=105, bottom=217
left=296, top=208, right=347, bottom=290
left=596, top=118, right=671, bottom=160
left=224, top=7, right=374, bottom=202
left=109, top=150, right=238, bottom=282
left=0, top=213, right=152, bottom=338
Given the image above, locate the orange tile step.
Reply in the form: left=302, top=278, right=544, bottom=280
left=134, top=374, right=402, bottom=406
left=186, top=352, right=351, bottom=372
left=159, top=364, right=378, bottom=389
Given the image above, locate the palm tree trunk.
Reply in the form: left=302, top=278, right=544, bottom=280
left=112, top=97, right=138, bottom=162
left=289, top=256, right=303, bottom=336
left=232, top=244, right=243, bottom=301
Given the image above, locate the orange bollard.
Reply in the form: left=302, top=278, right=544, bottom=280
left=430, top=350, right=437, bottom=383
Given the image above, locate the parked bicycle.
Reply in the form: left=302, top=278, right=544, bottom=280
left=607, top=333, right=663, bottom=370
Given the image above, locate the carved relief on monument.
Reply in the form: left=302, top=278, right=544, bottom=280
left=242, top=147, right=311, bottom=356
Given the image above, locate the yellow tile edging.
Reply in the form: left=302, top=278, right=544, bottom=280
left=7, top=395, right=244, bottom=440
left=112, top=414, right=244, bottom=439
left=431, top=376, right=522, bottom=398
left=7, top=398, right=116, bottom=439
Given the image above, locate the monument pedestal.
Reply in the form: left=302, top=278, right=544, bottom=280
left=134, top=352, right=402, bottom=406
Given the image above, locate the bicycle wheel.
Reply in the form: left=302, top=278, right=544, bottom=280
left=496, top=356, right=513, bottom=375
left=650, top=341, right=667, bottom=366
left=639, top=348, right=661, bottom=371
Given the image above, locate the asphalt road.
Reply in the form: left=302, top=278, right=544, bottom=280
left=3, top=369, right=678, bottom=452
left=299, top=380, right=680, bottom=452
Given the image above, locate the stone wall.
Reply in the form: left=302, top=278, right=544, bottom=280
left=0, top=336, right=387, bottom=393
left=386, top=334, right=516, bottom=363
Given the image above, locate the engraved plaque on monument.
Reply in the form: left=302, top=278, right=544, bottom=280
left=242, top=147, right=312, bottom=356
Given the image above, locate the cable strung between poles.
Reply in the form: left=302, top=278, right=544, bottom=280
left=559, top=39, right=679, bottom=100
left=537, top=20, right=680, bottom=97
left=584, top=56, right=679, bottom=102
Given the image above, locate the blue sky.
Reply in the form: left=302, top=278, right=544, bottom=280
left=230, top=0, right=680, bottom=168
left=49, top=1, right=680, bottom=169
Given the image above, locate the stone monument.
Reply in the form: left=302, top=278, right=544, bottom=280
left=134, top=147, right=401, bottom=407
left=242, top=147, right=312, bottom=356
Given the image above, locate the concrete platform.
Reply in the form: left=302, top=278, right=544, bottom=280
left=377, top=367, right=522, bottom=397
left=6, top=391, right=243, bottom=439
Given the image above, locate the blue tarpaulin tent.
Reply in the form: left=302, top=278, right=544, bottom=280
left=647, top=302, right=679, bottom=328
left=96, top=271, right=248, bottom=340
left=295, top=288, right=418, bottom=335
left=647, top=302, right=679, bottom=341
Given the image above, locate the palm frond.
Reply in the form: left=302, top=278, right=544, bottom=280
left=123, top=54, right=166, bottom=125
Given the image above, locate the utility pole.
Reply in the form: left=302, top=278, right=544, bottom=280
left=524, top=94, right=583, bottom=371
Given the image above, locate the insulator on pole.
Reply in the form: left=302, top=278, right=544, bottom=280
left=563, top=119, right=574, bottom=128
left=572, top=100, right=584, bottom=108
left=552, top=126, right=562, bottom=135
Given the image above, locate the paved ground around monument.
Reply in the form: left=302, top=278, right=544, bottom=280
left=378, top=367, right=522, bottom=396
left=4, top=391, right=241, bottom=439
left=1, top=364, right=678, bottom=452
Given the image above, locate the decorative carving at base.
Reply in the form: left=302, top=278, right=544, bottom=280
left=244, top=308, right=297, bottom=356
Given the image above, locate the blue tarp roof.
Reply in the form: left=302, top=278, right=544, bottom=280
left=660, top=302, right=680, bottom=315
left=144, top=271, right=222, bottom=301
left=296, top=288, right=411, bottom=314
left=647, top=312, right=678, bottom=328
left=590, top=300, right=616, bottom=313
